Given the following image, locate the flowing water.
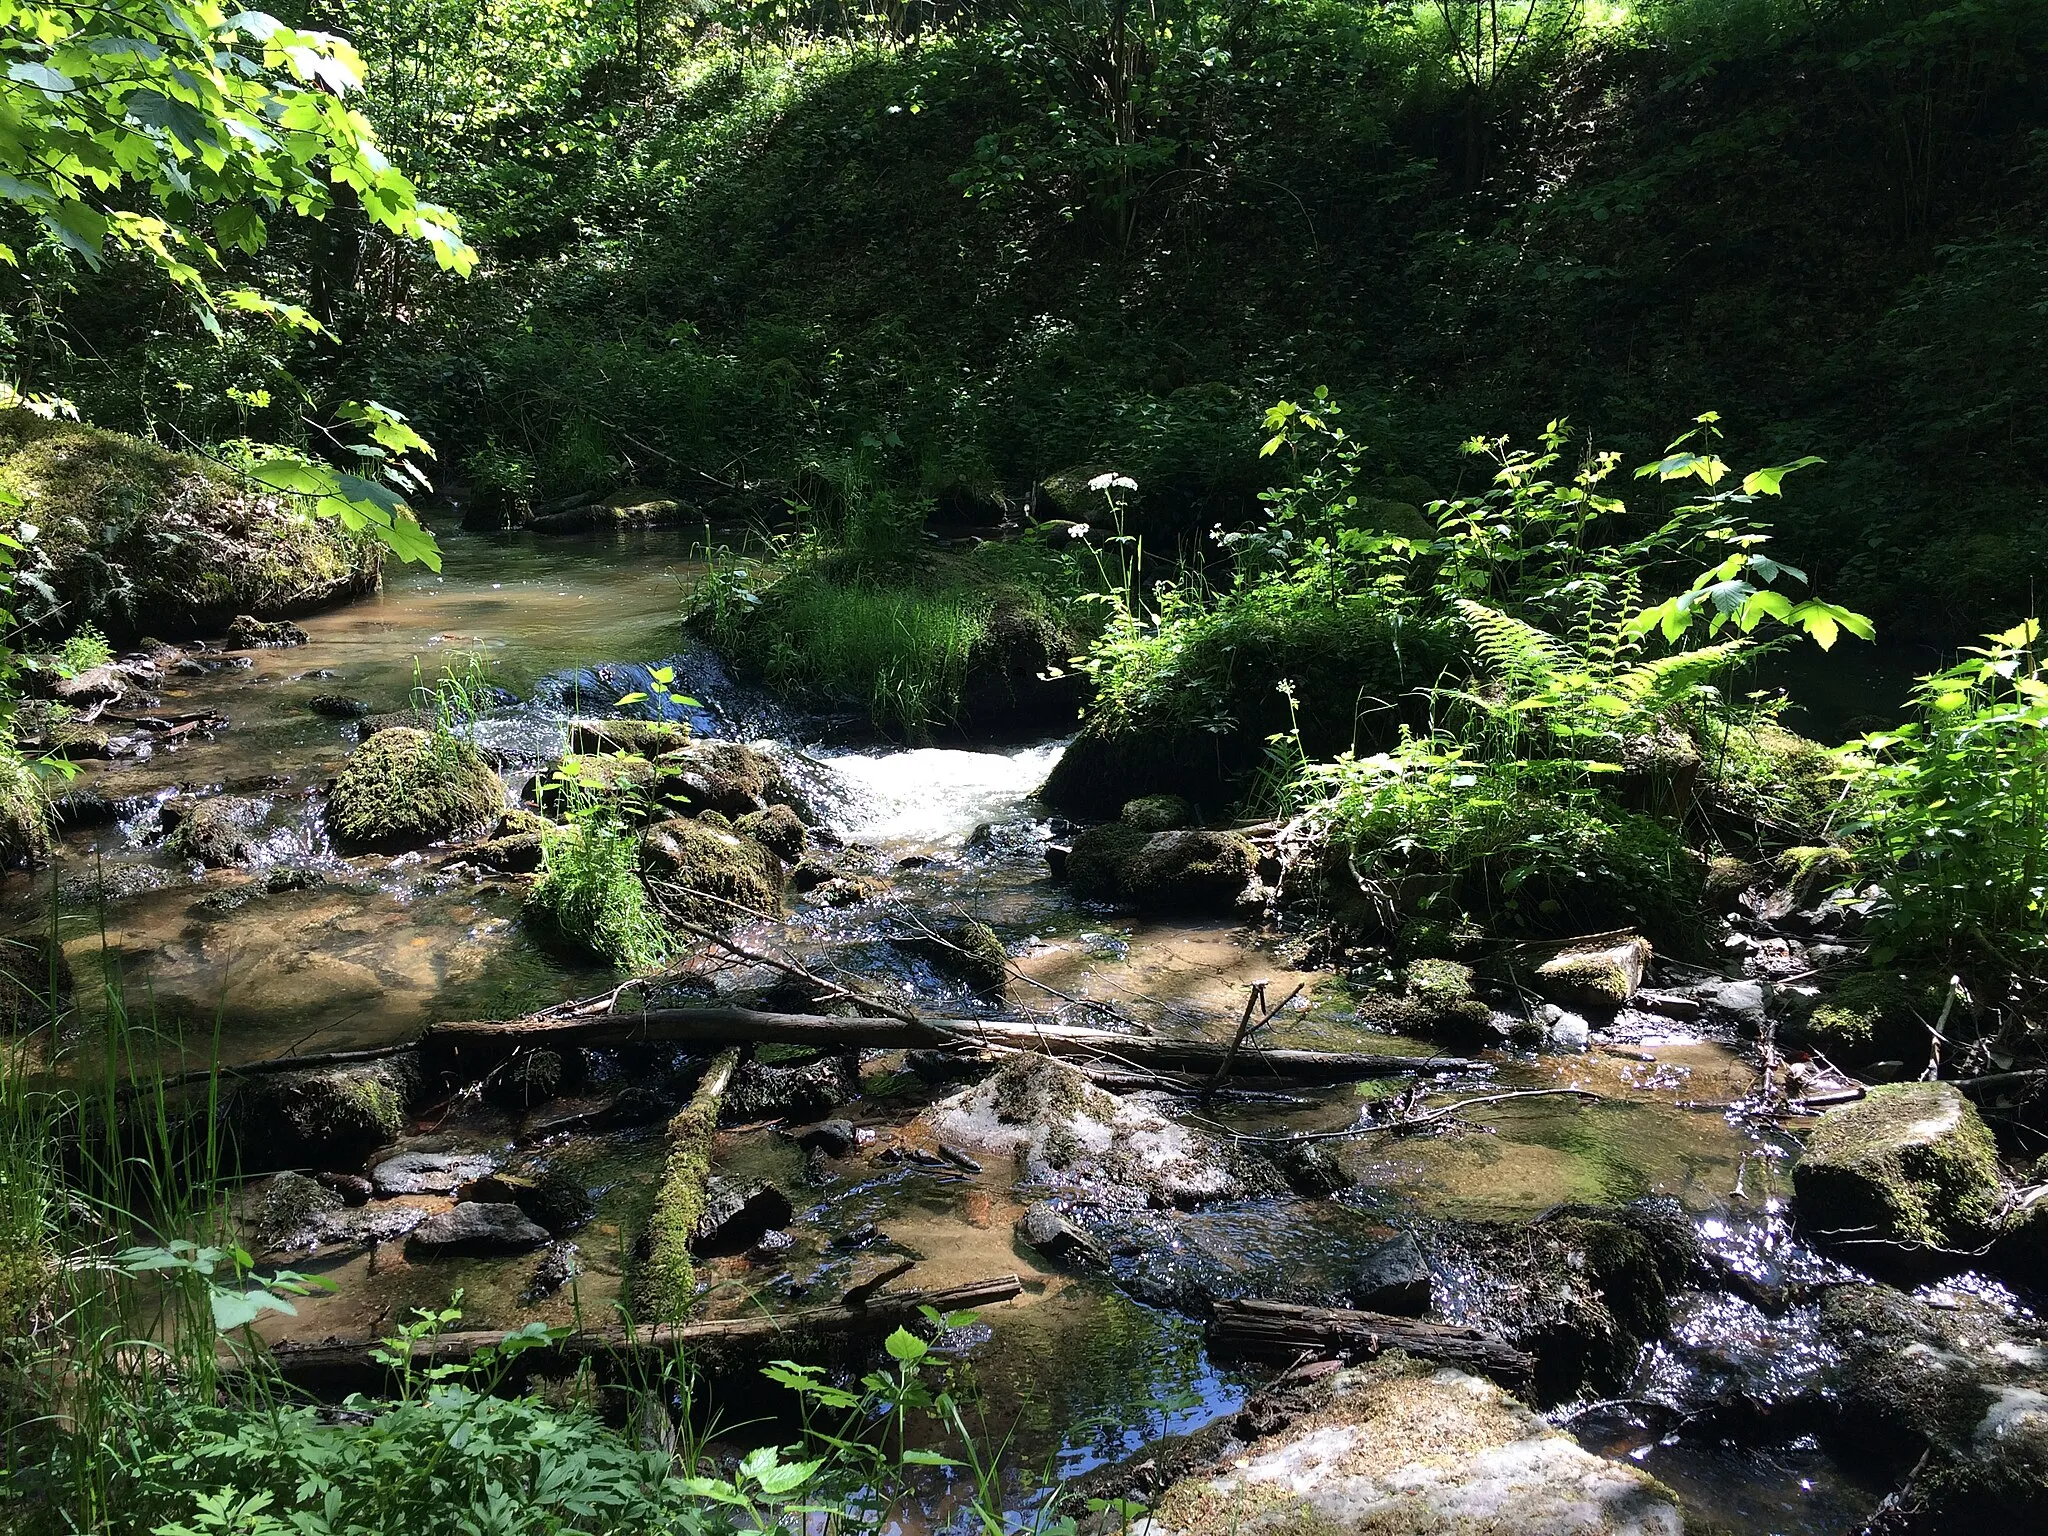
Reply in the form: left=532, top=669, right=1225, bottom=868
left=1, top=523, right=1918, bottom=1532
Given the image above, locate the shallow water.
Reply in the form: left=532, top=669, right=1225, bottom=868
left=12, top=526, right=1899, bottom=1533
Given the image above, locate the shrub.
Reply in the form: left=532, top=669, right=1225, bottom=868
left=526, top=813, right=671, bottom=971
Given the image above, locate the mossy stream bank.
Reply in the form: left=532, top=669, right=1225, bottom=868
left=6, top=520, right=2043, bottom=1535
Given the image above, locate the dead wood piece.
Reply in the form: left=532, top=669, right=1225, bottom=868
left=1207, top=1299, right=1534, bottom=1390
left=254, top=1276, right=1026, bottom=1395
left=424, top=1007, right=1472, bottom=1082
left=644, top=1048, right=742, bottom=1321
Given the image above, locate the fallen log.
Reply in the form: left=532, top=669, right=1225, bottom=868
left=643, top=1047, right=742, bottom=1321
left=425, top=1007, right=1472, bottom=1082
left=1207, top=1298, right=1534, bottom=1391
left=254, top=1275, right=1026, bottom=1396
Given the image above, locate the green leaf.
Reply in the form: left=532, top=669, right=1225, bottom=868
left=1740, top=456, right=1824, bottom=496
left=883, top=1327, right=929, bottom=1363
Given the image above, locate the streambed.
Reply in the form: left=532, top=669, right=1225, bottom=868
left=1, top=522, right=2005, bottom=1534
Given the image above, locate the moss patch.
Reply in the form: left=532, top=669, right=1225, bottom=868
left=1705, top=721, right=1859, bottom=845
left=0, top=753, right=50, bottom=869
left=1794, top=1081, right=2001, bottom=1255
left=1795, top=967, right=1949, bottom=1067
left=0, top=410, right=381, bottom=644
left=638, top=816, right=781, bottom=926
left=642, top=1048, right=739, bottom=1322
left=325, top=728, right=505, bottom=852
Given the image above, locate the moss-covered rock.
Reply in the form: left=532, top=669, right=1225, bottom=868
left=735, top=803, right=806, bottom=861
left=658, top=739, right=799, bottom=821
left=0, top=411, right=381, bottom=644
left=1792, top=966, right=1949, bottom=1067
left=162, top=795, right=265, bottom=868
left=902, top=916, right=1008, bottom=997
left=1120, top=793, right=1195, bottom=832
left=0, top=754, right=51, bottom=869
left=1774, top=843, right=1858, bottom=908
left=1793, top=1082, right=2001, bottom=1261
left=639, top=816, right=781, bottom=925
left=567, top=717, right=690, bottom=756
left=1065, top=822, right=1257, bottom=911
left=1706, top=720, right=1858, bottom=845
left=1353, top=957, right=1499, bottom=1043
left=1533, top=936, right=1651, bottom=1014
left=230, top=1055, right=420, bottom=1171
left=325, top=728, right=505, bottom=852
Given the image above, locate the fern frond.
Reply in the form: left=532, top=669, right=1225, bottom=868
left=1455, top=598, right=1573, bottom=690
left=1611, top=639, right=1753, bottom=711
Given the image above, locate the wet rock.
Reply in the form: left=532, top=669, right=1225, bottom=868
left=1792, top=1081, right=2000, bottom=1265
left=924, top=1054, right=1275, bottom=1208
left=1143, top=1354, right=1684, bottom=1536
left=473, top=831, right=545, bottom=873
left=1120, top=794, right=1196, bottom=833
left=162, top=795, right=265, bottom=868
left=307, top=694, right=371, bottom=719
left=567, top=717, right=690, bottom=757
left=750, top=1228, right=796, bottom=1261
left=1065, top=823, right=1258, bottom=912
left=905, top=1048, right=988, bottom=1082
left=230, top=1056, right=419, bottom=1171
left=1789, top=966, right=1948, bottom=1069
left=690, top=1178, right=794, bottom=1255
left=638, top=816, right=781, bottom=924
left=1351, top=959, right=1500, bottom=1045
left=1346, top=1233, right=1432, bottom=1315
left=955, top=600, right=1087, bottom=736
left=482, top=1048, right=565, bottom=1110
left=405, top=1201, right=550, bottom=1257
left=656, top=739, right=793, bottom=820
left=1819, top=1282, right=2048, bottom=1527
left=789, top=858, right=832, bottom=892
left=809, top=876, right=872, bottom=907
left=372, top=1150, right=496, bottom=1197
left=463, top=1164, right=593, bottom=1234
left=264, top=865, right=323, bottom=893
left=315, top=1172, right=373, bottom=1206
left=722, top=1052, right=856, bottom=1124
left=298, top=1203, right=431, bottom=1250
left=1707, top=978, right=1769, bottom=1030
left=256, top=1171, right=342, bottom=1246
left=524, top=1241, right=581, bottom=1302
left=1275, top=1140, right=1352, bottom=1198
left=224, top=614, right=308, bottom=649
left=1545, top=1007, right=1591, bottom=1049
left=794, top=1119, right=860, bottom=1158
left=1533, top=936, right=1650, bottom=1013
left=898, top=917, right=1008, bottom=998
left=734, top=804, right=806, bottom=862
left=325, top=727, right=505, bottom=852
left=1017, top=1201, right=1109, bottom=1268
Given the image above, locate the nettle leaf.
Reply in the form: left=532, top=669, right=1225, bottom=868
left=1741, top=456, right=1824, bottom=496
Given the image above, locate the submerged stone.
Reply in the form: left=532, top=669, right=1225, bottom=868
left=1792, top=1081, right=2000, bottom=1262
left=372, top=1150, right=497, bottom=1196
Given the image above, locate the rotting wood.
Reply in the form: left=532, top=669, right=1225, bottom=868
left=251, top=1275, right=1026, bottom=1395
left=642, top=1047, right=742, bottom=1322
left=1207, top=1299, right=1534, bottom=1390
left=424, top=1007, right=1475, bottom=1081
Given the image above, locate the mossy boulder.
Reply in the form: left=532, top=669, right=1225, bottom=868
left=1533, top=936, right=1651, bottom=1014
left=735, top=803, right=806, bottom=862
left=657, top=740, right=798, bottom=821
left=0, top=411, right=381, bottom=644
left=1792, top=966, right=1949, bottom=1067
left=162, top=796, right=265, bottom=868
left=901, top=916, right=1008, bottom=997
left=229, top=1055, right=420, bottom=1171
left=325, top=728, right=505, bottom=852
left=639, top=816, right=781, bottom=924
left=1793, top=1082, right=2001, bottom=1262
left=1120, top=793, right=1195, bottom=833
left=567, top=717, right=690, bottom=757
left=1065, top=823, right=1256, bottom=912
left=1706, top=721, right=1858, bottom=844
left=1354, top=958, right=1497, bottom=1044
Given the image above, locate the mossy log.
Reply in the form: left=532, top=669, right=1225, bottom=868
left=1206, top=1299, right=1535, bottom=1391
left=250, top=1275, right=1026, bottom=1395
left=642, top=1047, right=742, bottom=1322
left=424, top=1007, right=1473, bottom=1082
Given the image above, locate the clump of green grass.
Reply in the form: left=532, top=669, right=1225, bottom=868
left=525, top=813, right=671, bottom=971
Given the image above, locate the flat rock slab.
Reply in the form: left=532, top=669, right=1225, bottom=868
left=373, top=1151, right=497, bottom=1197
left=1142, top=1356, right=1682, bottom=1536
left=406, top=1202, right=551, bottom=1257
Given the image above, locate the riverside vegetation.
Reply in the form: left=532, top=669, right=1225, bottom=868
left=4, top=2, right=2048, bottom=1534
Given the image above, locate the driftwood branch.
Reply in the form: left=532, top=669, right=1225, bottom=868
left=424, top=1007, right=1474, bottom=1082
left=254, top=1276, right=1027, bottom=1395
left=1207, top=1299, right=1534, bottom=1390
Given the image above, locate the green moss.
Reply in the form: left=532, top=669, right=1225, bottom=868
left=1064, top=820, right=1147, bottom=901
left=642, top=1048, right=739, bottom=1322
left=1121, top=794, right=1195, bottom=832
left=1775, top=844, right=1858, bottom=907
left=1403, top=957, right=1479, bottom=1009
left=325, top=728, right=505, bottom=852
left=1125, top=829, right=1257, bottom=910
left=1705, top=721, right=1859, bottom=845
left=734, top=803, right=806, bottom=861
left=0, top=753, right=51, bottom=869
left=567, top=718, right=689, bottom=756
left=1797, top=967, right=1949, bottom=1066
left=1532, top=937, right=1650, bottom=1012
left=1794, top=1082, right=2001, bottom=1253
left=164, top=796, right=263, bottom=868
left=637, top=816, right=781, bottom=926
left=0, top=410, right=380, bottom=643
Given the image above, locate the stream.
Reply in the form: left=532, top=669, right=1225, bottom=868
left=3, top=520, right=1961, bottom=1533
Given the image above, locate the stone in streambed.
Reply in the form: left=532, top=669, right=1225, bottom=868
left=1017, top=1201, right=1109, bottom=1269
left=1792, top=1081, right=2000, bottom=1263
left=307, top=694, right=371, bottom=719
left=224, top=614, right=308, bottom=648
left=735, top=803, right=806, bottom=861
left=690, top=1178, right=794, bottom=1256
left=406, top=1201, right=550, bottom=1257
left=1064, top=819, right=1258, bottom=913
left=1533, top=936, right=1650, bottom=1013
left=230, top=1055, right=419, bottom=1171
left=567, top=717, right=690, bottom=757
left=373, top=1150, right=496, bottom=1197
left=463, top=1164, right=593, bottom=1235
left=1143, top=1353, right=1684, bottom=1536
left=897, top=916, right=1008, bottom=998
left=1346, top=1232, right=1432, bottom=1315
left=162, top=795, right=266, bottom=868
left=638, top=816, right=781, bottom=924
left=324, top=727, right=505, bottom=852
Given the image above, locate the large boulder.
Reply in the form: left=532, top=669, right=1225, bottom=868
left=1142, top=1354, right=1685, bottom=1536
left=325, top=728, right=504, bottom=852
left=0, top=411, right=380, bottom=644
left=1819, top=1283, right=2048, bottom=1528
left=1792, top=1082, right=2001, bottom=1263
